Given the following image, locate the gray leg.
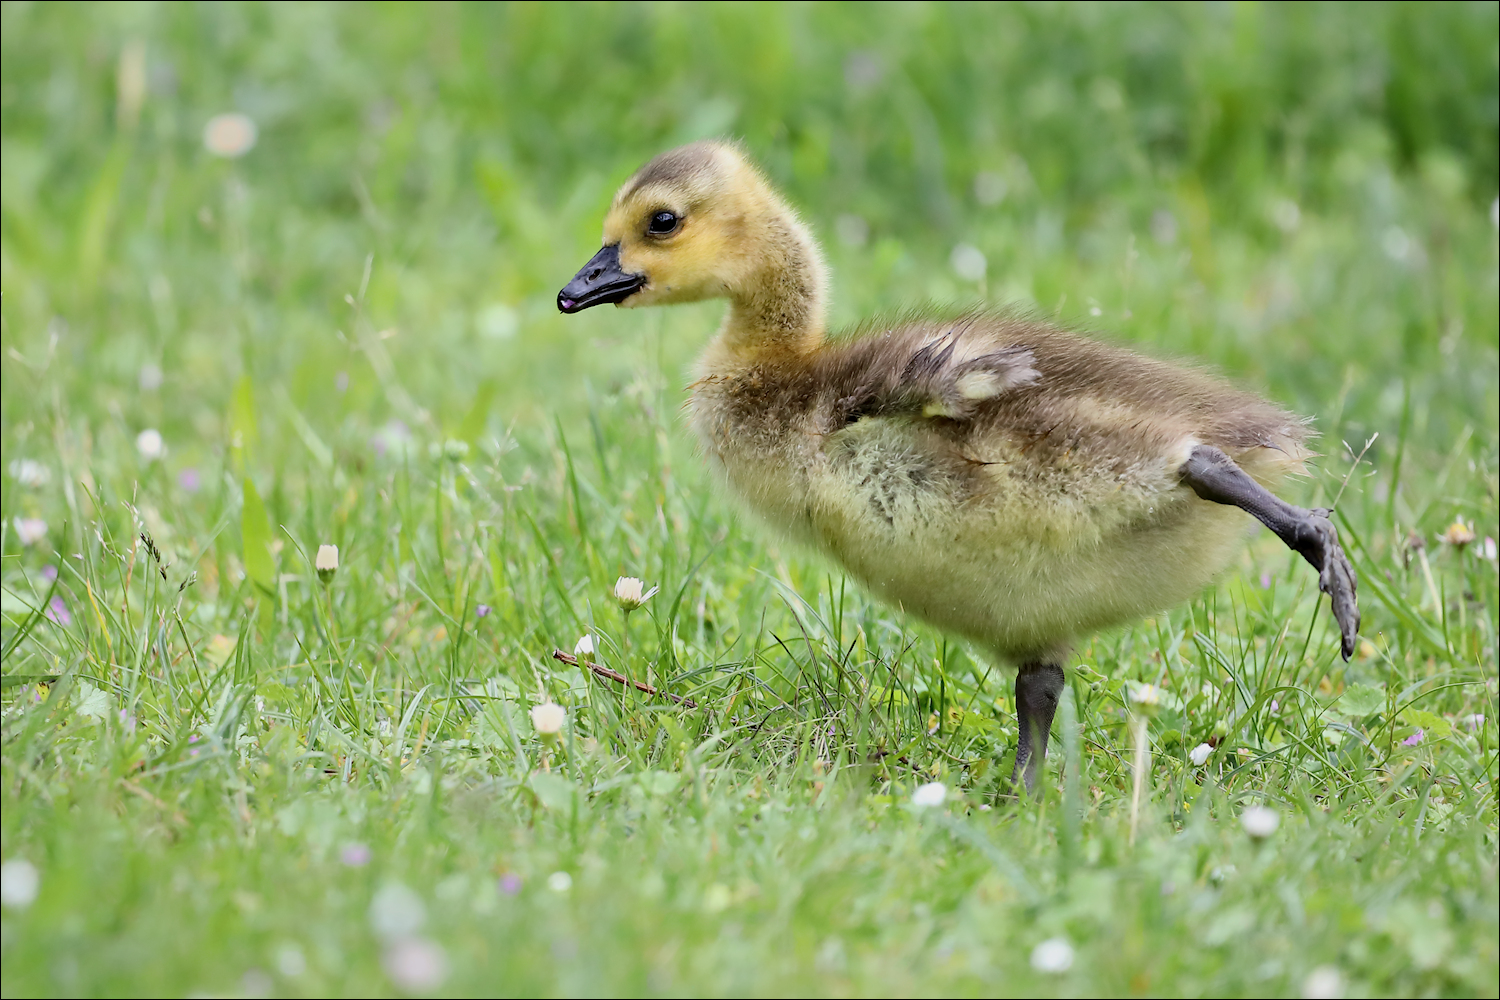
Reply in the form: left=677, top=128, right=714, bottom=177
left=1180, top=444, right=1360, bottom=660
left=1010, top=662, right=1065, bottom=794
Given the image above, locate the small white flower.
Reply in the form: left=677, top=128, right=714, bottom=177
left=1483, top=536, right=1497, bottom=561
left=613, top=576, right=658, bottom=611
left=1, top=859, right=40, bottom=909
left=1128, top=682, right=1162, bottom=708
left=240, top=969, right=273, bottom=998
left=1301, top=964, right=1343, bottom=999
left=315, top=544, right=339, bottom=582
left=546, top=871, right=572, bottom=893
left=371, top=419, right=414, bottom=460
left=8, top=460, right=48, bottom=488
left=530, top=702, right=565, bottom=736
left=950, top=243, right=987, bottom=283
left=1240, top=804, right=1280, bottom=840
left=1030, top=937, right=1074, bottom=973
left=834, top=214, right=869, bottom=247
left=1382, top=226, right=1412, bottom=262
left=1439, top=518, right=1476, bottom=548
left=1150, top=209, right=1178, bottom=245
left=1189, top=743, right=1213, bottom=766
left=1271, top=198, right=1301, bottom=233
left=973, top=171, right=1007, bottom=206
left=476, top=303, right=519, bottom=340
left=573, top=634, right=595, bottom=658
left=382, top=937, right=448, bottom=992
left=203, top=112, right=258, bottom=158
left=911, top=782, right=947, bottom=808
left=274, top=944, right=307, bottom=978
left=368, top=882, right=426, bottom=939
left=13, top=518, right=48, bottom=547
left=135, top=428, right=166, bottom=461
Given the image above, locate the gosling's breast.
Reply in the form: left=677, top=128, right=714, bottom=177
left=687, top=375, right=826, bottom=543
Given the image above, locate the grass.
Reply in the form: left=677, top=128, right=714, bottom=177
left=1, top=2, right=1497, bottom=996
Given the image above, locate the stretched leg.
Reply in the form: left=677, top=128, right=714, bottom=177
left=1179, top=444, right=1360, bottom=660
left=1010, top=662, right=1065, bottom=794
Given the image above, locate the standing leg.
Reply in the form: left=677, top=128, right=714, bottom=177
left=1010, top=662, right=1065, bottom=794
left=1179, top=444, right=1360, bottom=659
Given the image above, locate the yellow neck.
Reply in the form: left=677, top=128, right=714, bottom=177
left=715, top=210, right=827, bottom=360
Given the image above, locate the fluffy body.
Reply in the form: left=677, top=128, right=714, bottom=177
left=688, top=314, right=1306, bottom=662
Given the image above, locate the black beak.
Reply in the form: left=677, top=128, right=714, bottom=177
left=557, top=244, right=646, bottom=313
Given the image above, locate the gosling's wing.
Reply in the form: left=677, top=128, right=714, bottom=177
left=899, top=328, right=1041, bottom=419
left=822, top=318, right=1040, bottom=429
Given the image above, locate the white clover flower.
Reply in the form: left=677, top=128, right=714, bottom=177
left=1, top=859, right=40, bottom=909
left=1030, top=937, right=1074, bottom=973
left=530, top=703, right=565, bottom=736
left=573, top=634, right=595, bottom=658
left=8, top=460, right=48, bottom=488
left=546, top=871, right=572, bottom=893
left=1128, top=682, right=1162, bottom=708
left=911, top=782, right=947, bottom=808
left=1241, top=804, right=1280, bottom=840
left=1382, top=226, right=1412, bottom=262
left=382, top=937, right=448, bottom=992
left=1189, top=743, right=1213, bottom=766
left=135, top=428, right=166, bottom=461
left=1150, top=209, right=1178, bottom=245
left=203, top=112, right=258, bottom=158
left=315, top=544, right=339, bottom=582
left=834, top=214, right=869, bottom=247
left=1301, top=964, right=1343, bottom=999
left=368, top=882, right=426, bottom=940
left=13, top=518, right=47, bottom=547
left=950, top=243, right=987, bottom=283
left=240, top=969, right=272, bottom=998
left=1271, top=198, right=1301, bottom=233
left=613, top=576, right=658, bottom=611
left=1127, top=680, right=1181, bottom=716
left=476, top=303, right=519, bottom=340
left=275, top=944, right=307, bottom=978
left=973, top=171, right=1007, bottom=206
left=371, top=419, right=415, bottom=460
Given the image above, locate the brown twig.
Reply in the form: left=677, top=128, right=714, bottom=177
left=119, top=778, right=187, bottom=825
left=552, top=650, right=698, bottom=709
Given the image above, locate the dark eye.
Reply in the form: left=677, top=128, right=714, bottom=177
left=647, top=210, right=679, bottom=235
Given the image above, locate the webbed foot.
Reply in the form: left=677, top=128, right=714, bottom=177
left=1290, top=508, right=1360, bottom=660
left=1180, top=444, right=1362, bottom=661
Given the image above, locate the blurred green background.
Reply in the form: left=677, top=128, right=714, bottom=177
left=2, top=3, right=1497, bottom=997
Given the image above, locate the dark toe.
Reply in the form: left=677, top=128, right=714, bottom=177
left=1308, top=513, right=1360, bottom=660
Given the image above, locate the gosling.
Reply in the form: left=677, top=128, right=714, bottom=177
left=558, top=141, right=1359, bottom=791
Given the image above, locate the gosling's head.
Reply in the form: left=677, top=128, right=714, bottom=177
left=558, top=141, right=824, bottom=331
